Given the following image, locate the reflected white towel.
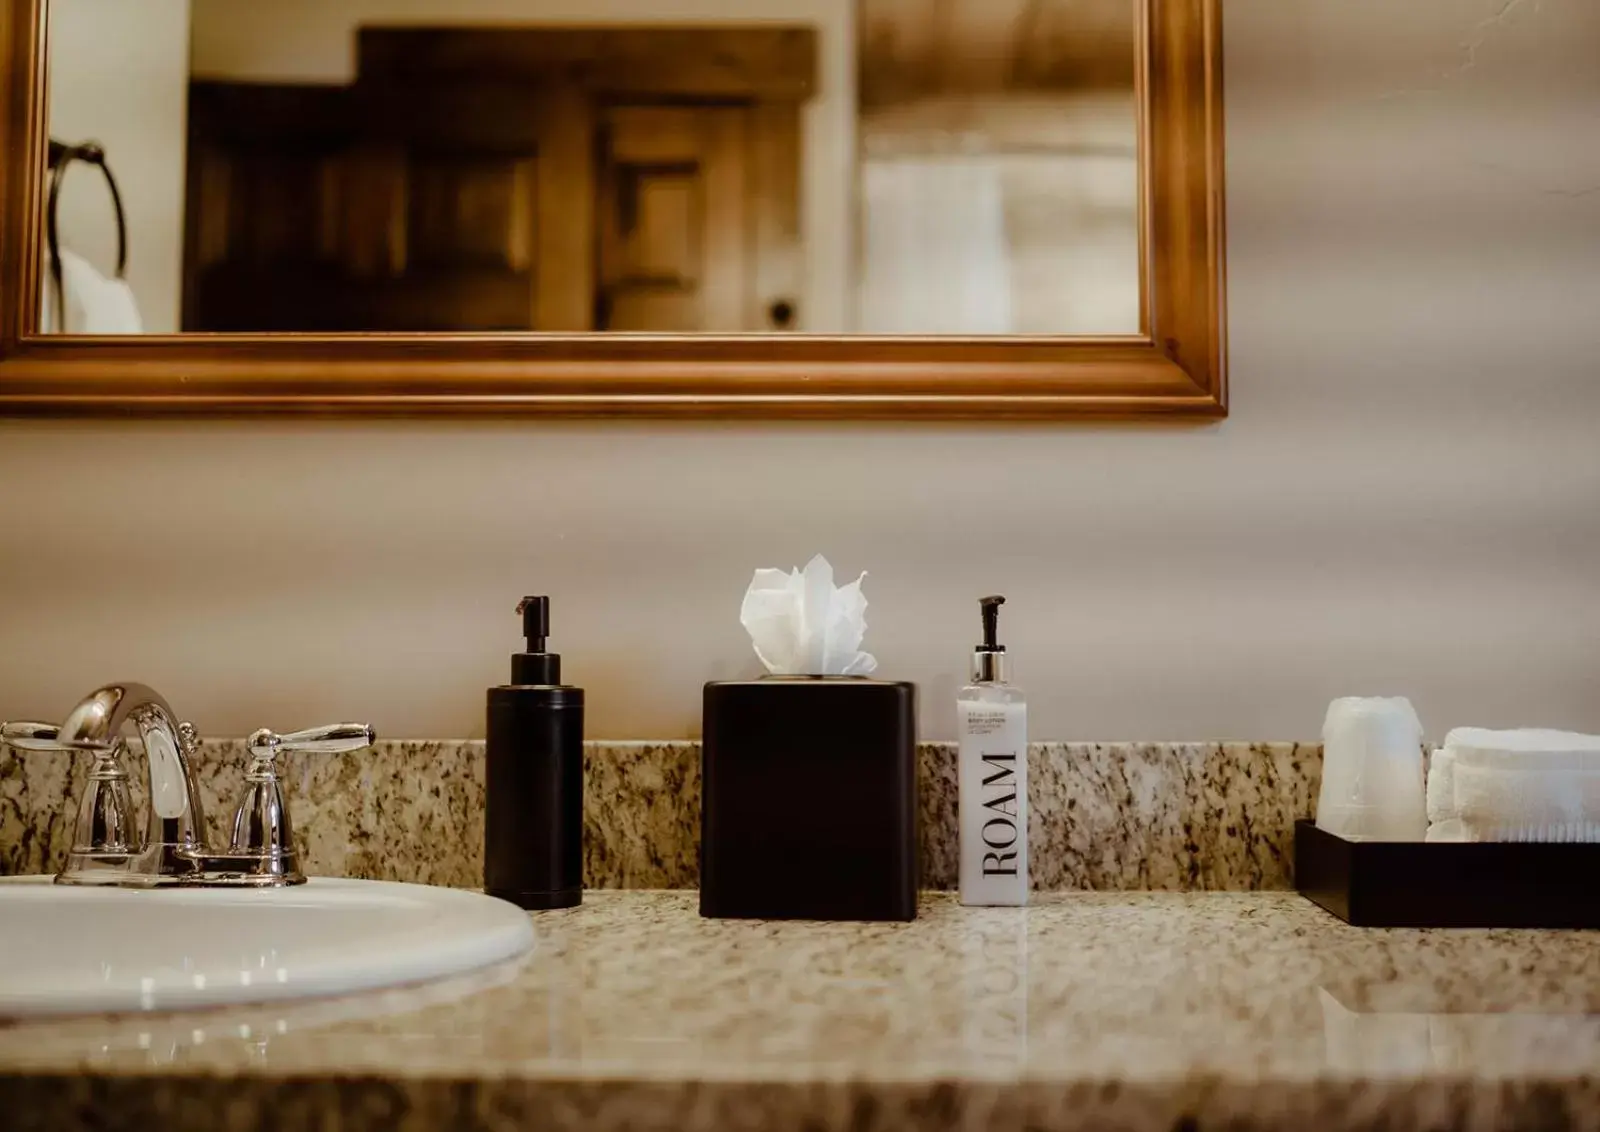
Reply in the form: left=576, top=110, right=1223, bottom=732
left=39, top=247, right=143, bottom=334
left=1425, top=727, right=1600, bottom=842
left=858, top=156, right=1013, bottom=334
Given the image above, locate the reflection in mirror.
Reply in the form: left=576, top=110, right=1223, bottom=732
left=41, top=0, right=1137, bottom=337
left=857, top=0, right=1137, bottom=335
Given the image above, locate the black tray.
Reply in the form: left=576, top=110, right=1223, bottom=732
left=1294, top=820, right=1600, bottom=928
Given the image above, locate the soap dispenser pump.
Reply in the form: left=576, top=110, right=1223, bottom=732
left=485, top=596, right=585, bottom=910
left=956, top=595, right=1028, bottom=906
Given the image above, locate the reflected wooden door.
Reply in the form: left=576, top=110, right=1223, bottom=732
left=183, top=28, right=812, bottom=334
left=351, top=79, right=595, bottom=332
left=597, top=104, right=800, bottom=333
left=184, top=80, right=591, bottom=332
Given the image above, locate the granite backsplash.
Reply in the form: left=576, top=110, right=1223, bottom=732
left=1, top=741, right=1321, bottom=890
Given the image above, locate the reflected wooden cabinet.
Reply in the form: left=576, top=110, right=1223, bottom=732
left=183, top=28, right=813, bottom=333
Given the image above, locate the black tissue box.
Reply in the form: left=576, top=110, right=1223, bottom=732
left=701, top=677, right=918, bottom=921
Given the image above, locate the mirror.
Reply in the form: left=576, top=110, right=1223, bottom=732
left=40, top=0, right=1138, bottom=337
left=2, top=0, right=1221, bottom=418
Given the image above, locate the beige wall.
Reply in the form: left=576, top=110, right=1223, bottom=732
left=45, top=0, right=191, bottom=332
left=188, top=0, right=856, bottom=333
left=2, top=0, right=1597, bottom=743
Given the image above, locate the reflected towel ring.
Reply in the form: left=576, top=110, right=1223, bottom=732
left=45, top=138, right=129, bottom=331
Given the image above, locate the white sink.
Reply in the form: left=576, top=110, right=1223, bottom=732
left=0, top=877, right=535, bottom=1018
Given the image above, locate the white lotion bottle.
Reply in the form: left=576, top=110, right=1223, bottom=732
left=957, top=595, right=1028, bottom=906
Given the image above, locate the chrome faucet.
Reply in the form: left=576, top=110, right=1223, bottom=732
left=3, top=682, right=374, bottom=888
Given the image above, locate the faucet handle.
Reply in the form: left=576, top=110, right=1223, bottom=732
left=246, top=722, right=376, bottom=764
left=2, top=721, right=65, bottom=750
left=2, top=723, right=136, bottom=854
left=229, top=724, right=375, bottom=879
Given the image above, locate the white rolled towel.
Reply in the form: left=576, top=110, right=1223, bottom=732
left=1425, top=727, right=1600, bottom=842
left=1425, top=747, right=1456, bottom=825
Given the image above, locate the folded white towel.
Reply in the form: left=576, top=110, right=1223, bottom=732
left=1441, top=820, right=1600, bottom=843
left=1425, top=727, right=1600, bottom=843
left=1425, top=817, right=1468, bottom=843
left=1425, top=747, right=1456, bottom=825
left=1443, top=727, right=1600, bottom=769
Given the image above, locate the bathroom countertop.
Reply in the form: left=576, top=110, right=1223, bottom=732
left=1, top=891, right=1597, bottom=1132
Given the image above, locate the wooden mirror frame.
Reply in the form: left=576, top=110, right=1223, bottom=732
left=0, top=0, right=1223, bottom=420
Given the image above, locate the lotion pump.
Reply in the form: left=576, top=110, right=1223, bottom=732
left=956, top=595, right=1028, bottom=906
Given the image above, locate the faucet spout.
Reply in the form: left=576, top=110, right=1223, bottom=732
left=58, top=682, right=207, bottom=865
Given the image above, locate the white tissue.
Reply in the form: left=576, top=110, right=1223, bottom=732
left=739, top=554, right=878, bottom=676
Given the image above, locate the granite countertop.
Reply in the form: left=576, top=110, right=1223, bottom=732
left=2, top=891, right=1597, bottom=1132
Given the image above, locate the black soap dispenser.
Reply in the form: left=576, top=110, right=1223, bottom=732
left=485, top=596, right=584, bottom=910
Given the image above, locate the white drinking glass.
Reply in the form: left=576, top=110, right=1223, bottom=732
left=1317, top=697, right=1427, bottom=841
